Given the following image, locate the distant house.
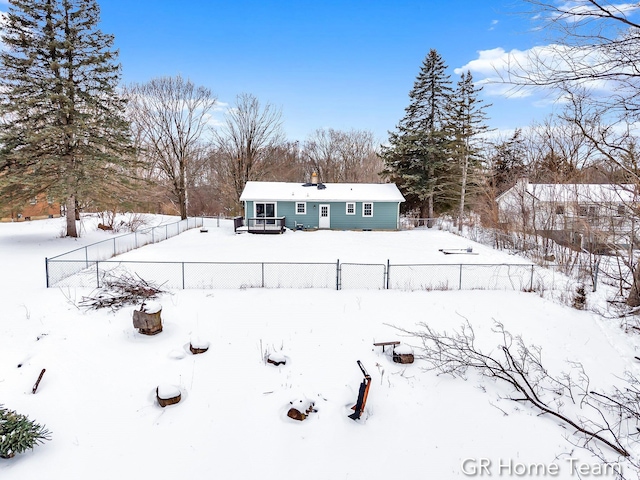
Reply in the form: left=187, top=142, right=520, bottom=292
left=238, top=178, right=405, bottom=233
left=496, top=178, right=639, bottom=251
left=0, top=194, right=61, bottom=222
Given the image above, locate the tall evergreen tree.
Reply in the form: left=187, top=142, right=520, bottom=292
left=0, top=0, right=132, bottom=237
left=446, top=71, right=489, bottom=231
left=380, top=49, right=452, bottom=225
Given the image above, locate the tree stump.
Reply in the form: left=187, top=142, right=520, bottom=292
left=287, top=399, right=315, bottom=421
left=267, top=352, right=286, bottom=366
left=156, top=385, right=181, bottom=407
left=287, top=407, right=307, bottom=421
left=133, top=302, right=162, bottom=335
left=393, top=344, right=415, bottom=364
left=190, top=338, right=210, bottom=355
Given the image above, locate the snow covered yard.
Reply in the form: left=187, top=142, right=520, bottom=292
left=1, top=216, right=638, bottom=479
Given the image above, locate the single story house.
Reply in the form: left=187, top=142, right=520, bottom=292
left=239, top=180, right=405, bottom=232
left=496, top=178, right=639, bottom=250
left=1, top=194, right=61, bottom=222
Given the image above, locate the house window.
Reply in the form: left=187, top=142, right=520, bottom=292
left=346, top=202, right=355, bottom=215
left=579, top=205, right=588, bottom=216
left=255, top=202, right=276, bottom=224
left=588, top=206, right=598, bottom=219
left=363, top=202, right=373, bottom=217
left=296, top=202, right=306, bottom=214
left=617, top=204, right=625, bottom=216
left=555, top=205, right=564, bottom=215
left=29, top=197, right=37, bottom=205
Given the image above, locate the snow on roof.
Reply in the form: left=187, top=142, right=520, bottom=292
left=497, top=179, right=639, bottom=204
left=239, top=181, right=406, bottom=202
left=526, top=183, right=638, bottom=203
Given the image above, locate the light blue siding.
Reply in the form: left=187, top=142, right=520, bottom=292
left=244, top=200, right=400, bottom=230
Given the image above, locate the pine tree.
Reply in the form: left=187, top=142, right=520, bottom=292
left=446, top=71, right=490, bottom=231
left=490, top=129, right=527, bottom=195
left=0, top=0, right=133, bottom=237
left=380, top=49, right=452, bottom=225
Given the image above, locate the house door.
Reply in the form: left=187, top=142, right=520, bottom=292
left=319, top=204, right=330, bottom=229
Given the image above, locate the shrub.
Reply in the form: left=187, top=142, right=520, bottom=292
left=572, top=284, right=587, bottom=310
left=0, top=405, right=51, bottom=458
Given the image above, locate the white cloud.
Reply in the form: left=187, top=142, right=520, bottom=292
left=554, top=1, right=640, bottom=21
left=455, top=47, right=538, bottom=98
left=456, top=41, right=633, bottom=102
left=489, top=19, right=498, bottom=31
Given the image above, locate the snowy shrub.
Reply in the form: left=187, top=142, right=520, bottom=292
left=572, top=284, right=587, bottom=310
left=0, top=405, right=51, bottom=458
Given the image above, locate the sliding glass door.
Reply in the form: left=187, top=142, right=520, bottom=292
left=255, top=202, right=276, bottom=224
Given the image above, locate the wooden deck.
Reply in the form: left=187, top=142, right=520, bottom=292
left=244, top=217, right=286, bottom=234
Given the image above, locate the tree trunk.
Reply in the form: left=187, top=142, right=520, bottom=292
left=179, top=157, right=188, bottom=220
left=427, top=194, right=434, bottom=228
left=459, top=151, right=469, bottom=233
left=627, top=262, right=640, bottom=307
left=65, top=194, right=78, bottom=237
left=178, top=189, right=187, bottom=220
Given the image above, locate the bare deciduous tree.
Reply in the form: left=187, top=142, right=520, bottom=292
left=500, top=1, right=640, bottom=308
left=303, top=128, right=383, bottom=183
left=213, top=93, right=285, bottom=204
left=400, top=319, right=640, bottom=472
left=507, top=1, right=640, bottom=121
left=125, top=75, right=217, bottom=219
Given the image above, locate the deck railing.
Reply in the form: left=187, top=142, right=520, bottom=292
left=246, top=217, right=286, bottom=233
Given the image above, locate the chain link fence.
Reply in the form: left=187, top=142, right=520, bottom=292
left=46, top=215, right=565, bottom=293
left=48, top=257, right=558, bottom=293
left=46, top=217, right=203, bottom=287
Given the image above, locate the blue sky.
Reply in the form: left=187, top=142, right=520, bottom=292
left=0, top=0, right=573, bottom=142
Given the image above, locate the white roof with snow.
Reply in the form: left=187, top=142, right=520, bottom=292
left=240, top=181, right=405, bottom=203
left=497, top=180, right=638, bottom=204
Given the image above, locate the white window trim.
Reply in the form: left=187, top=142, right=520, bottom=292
left=254, top=202, right=277, bottom=217
left=363, top=202, right=373, bottom=217
left=296, top=202, right=306, bottom=215
left=346, top=202, right=356, bottom=215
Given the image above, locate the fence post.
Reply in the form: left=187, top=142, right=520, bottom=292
left=530, top=265, right=535, bottom=291
left=336, top=259, right=340, bottom=290
left=85, top=246, right=88, bottom=269
left=113, top=237, right=116, bottom=257
left=261, top=263, right=265, bottom=288
left=182, top=262, right=185, bottom=289
left=152, top=226, right=155, bottom=244
left=45, top=258, right=49, bottom=288
left=135, top=232, right=138, bottom=249
left=459, top=264, right=463, bottom=290
left=96, top=261, right=100, bottom=288
left=386, top=259, right=390, bottom=289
